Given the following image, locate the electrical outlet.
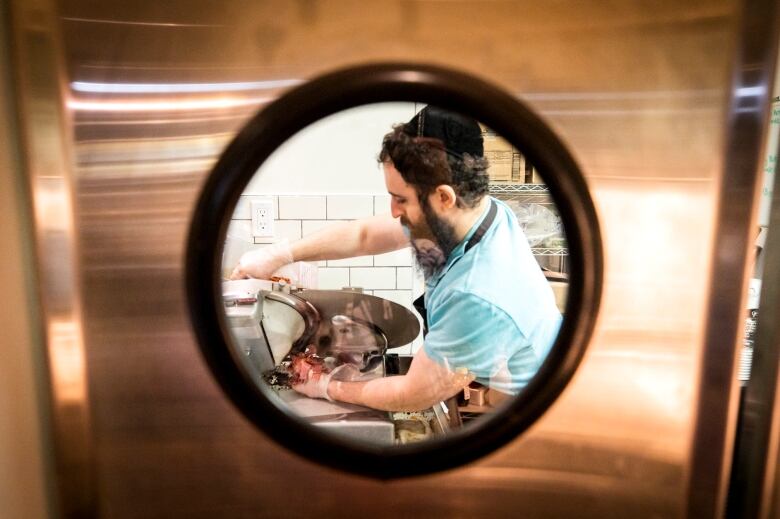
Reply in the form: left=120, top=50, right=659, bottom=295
left=251, top=199, right=275, bottom=238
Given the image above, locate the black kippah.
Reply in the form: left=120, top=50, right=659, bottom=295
left=403, top=106, right=484, bottom=158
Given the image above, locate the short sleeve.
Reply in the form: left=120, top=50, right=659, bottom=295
left=423, top=289, right=540, bottom=393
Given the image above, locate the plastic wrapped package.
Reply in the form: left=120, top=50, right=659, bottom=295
left=507, top=202, right=563, bottom=247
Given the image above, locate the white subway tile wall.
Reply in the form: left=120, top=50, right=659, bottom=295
left=350, top=267, right=397, bottom=290
left=279, top=195, right=326, bottom=220
left=317, top=268, right=350, bottom=289
left=374, top=247, right=413, bottom=266
left=412, top=274, right=426, bottom=301
left=327, top=256, right=374, bottom=267
left=224, top=193, right=426, bottom=351
left=374, top=194, right=391, bottom=215
left=396, top=267, right=413, bottom=290
left=327, top=195, right=374, bottom=219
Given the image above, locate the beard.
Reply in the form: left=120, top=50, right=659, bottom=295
left=403, top=199, right=460, bottom=279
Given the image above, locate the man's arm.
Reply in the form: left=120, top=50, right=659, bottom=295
left=232, top=213, right=408, bottom=280
left=324, top=347, right=473, bottom=412
left=291, top=213, right=408, bottom=262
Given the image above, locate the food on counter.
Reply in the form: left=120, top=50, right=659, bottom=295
left=288, top=348, right=328, bottom=385
left=264, top=346, right=381, bottom=390
left=392, top=411, right=435, bottom=443
left=264, top=347, right=329, bottom=389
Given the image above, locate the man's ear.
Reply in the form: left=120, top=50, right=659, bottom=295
left=433, top=185, right=458, bottom=210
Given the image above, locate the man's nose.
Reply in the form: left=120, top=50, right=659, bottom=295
left=390, top=199, right=403, bottom=219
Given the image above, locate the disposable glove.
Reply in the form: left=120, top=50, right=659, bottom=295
left=230, top=240, right=293, bottom=280
left=292, top=363, right=360, bottom=401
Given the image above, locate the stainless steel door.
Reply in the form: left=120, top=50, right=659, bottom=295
left=5, top=0, right=779, bottom=517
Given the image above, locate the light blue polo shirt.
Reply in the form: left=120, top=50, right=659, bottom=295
left=423, top=197, right=562, bottom=395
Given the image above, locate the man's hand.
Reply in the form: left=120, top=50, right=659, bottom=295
left=230, top=241, right=293, bottom=280
left=292, top=362, right=362, bottom=400
left=290, top=357, right=332, bottom=400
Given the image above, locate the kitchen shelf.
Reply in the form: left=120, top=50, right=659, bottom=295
left=531, top=247, right=568, bottom=257
left=490, top=184, right=569, bottom=264
left=490, top=183, right=553, bottom=204
left=489, top=183, right=549, bottom=194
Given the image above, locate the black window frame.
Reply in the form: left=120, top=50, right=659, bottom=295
left=185, top=62, right=603, bottom=479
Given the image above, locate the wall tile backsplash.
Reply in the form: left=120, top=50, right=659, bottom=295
left=396, top=267, right=413, bottom=290
left=349, top=267, right=397, bottom=290
left=326, top=194, right=375, bottom=220
left=225, top=193, right=426, bottom=353
left=326, top=255, right=374, bottom=267
left=279, top=195, right=326, bottom=220
left=374, top=194, right=391, bottom=215
left=374, top=247, right=413, bottom=266
left=316, top=267, right=350, bottom=289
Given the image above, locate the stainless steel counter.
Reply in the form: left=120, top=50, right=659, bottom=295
left=274, top=389, right=396, bottom=445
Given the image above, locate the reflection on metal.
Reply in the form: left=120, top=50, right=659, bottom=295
left=264, top=290, right=320, bottom=354
left=686, top=0, right=780, bottom=516
left=8, top=0, right=94, bottom=516
left=67, top=96, right=271, bottom=112
left=47, top=319, right=88, bottom=405
left=10, top=0, right=775, bottom=516
left=298, top=290, right=420, bottom=351
left=71, top=79, right=303, bottom=93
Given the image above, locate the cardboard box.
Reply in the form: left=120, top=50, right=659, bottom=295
left=485, top=150, right=513, bottom=182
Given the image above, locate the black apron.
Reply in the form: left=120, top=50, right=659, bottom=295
left=413, top=199, right=498, bottom=336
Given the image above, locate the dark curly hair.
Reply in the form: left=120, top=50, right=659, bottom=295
left=378, top=125, right=490, bottom=209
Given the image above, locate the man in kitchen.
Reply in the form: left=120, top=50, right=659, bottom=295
left=231, top=106, right=562, bottom=412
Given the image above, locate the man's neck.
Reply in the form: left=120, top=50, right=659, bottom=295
left=451, top=196, right=491, bottom=243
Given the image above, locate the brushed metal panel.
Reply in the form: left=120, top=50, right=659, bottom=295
left=15, top=0, right=762, bottom=516
left=8, top=0, right=95, bottom=516
left=0, top=2, right=55, bottom=517
left=687, top=0, right=780, bottom=516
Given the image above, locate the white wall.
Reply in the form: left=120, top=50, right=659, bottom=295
left=243, top=102, right=418, bottom=195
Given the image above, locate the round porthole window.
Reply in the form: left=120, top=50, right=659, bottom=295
left=186, top=63, right=602, bottom=478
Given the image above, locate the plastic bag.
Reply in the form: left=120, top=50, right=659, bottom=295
left=509, top=202, right=562, bottom=247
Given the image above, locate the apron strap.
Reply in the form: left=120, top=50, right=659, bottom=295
left=464, top=199, right=498, bottom=254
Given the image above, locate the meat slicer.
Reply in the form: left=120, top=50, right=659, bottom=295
left=222, top=278, right=423, bottom=444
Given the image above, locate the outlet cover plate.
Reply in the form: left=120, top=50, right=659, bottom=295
left=251, top=199, right=275, bottom=238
